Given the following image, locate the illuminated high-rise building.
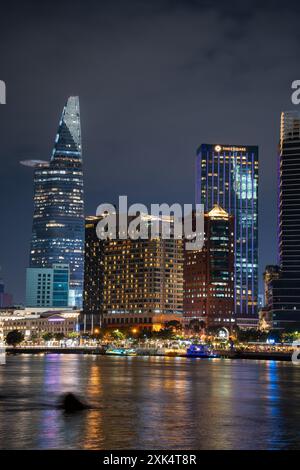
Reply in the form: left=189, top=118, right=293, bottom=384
left=82, top=216, right=105, bottom=332
left=270, top=112, right=300, bottom=330
left=184, top=205, right=234, bottom=329
left=196, top=144, right=258, bottom=326
left=22, top=96, right=84, bottom=307
left=85, top=214, right=184, bottom=331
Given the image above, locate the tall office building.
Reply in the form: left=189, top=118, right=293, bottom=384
left=184, top=205, right=234, bottom=329
left=196, top=144, right=258, bottom=326
left=270, top=111, right=300, bottom=330
left=22, top=97, right=85, bottom=307
left=25, top=264, right=70, bottom=308
left=82, top=216, right=105, bottom=332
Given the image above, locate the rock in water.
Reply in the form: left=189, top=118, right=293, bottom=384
left=60, top=393, right=88, bottom=412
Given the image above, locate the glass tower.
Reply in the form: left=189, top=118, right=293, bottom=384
left=22, top=96, right=85, bottom=308
left=270, top=111, right=300, bottom=329
left=82, top=216, right=105, bottom=332
left=196, top=144, right=258, bottom=324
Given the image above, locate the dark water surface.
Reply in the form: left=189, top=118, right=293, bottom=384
left=0, top=355, right=299, bottom=449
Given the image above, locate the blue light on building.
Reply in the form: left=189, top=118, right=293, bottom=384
left=196, top=144, right=259, bottom=325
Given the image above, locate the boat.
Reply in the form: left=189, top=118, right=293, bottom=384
left=186, top=344, right=219, bottom=358
left=105, top=347, right=137, bottom=356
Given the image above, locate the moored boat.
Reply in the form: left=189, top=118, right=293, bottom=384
left=186, top=344, right=219, bottom=358
left=105, top=347, right=137, bottom=356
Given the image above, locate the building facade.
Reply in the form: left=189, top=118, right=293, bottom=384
left=25, top=264, right=70, bottom=308
left=82, top=213, right=184, bottom=332
left=82, top=216, right=105, bottom=331
left=263, top=265, right=280, bottom=310
left=0, top=310, right=79, bottom=341
left=22, top=96, right=85, bottom=308
left=184, top=205, right=234, bottom=330
left=196, top=143, right=258, bottom=326
left=269, top=112, right=300, bottom=330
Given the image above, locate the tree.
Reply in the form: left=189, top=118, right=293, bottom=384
left=54, top=333, right=65, bottom=341
left=237, top=328, right=267, bottom=343
left=67, top=332, right=79, bottom=340
left=42, top=332, right=54, bottom=342
left=206, top=326, right=222, bottom=336
left=111, top=329, right=126, bottom=341
left=6, top=330, right=24, bottom=347
left=30, top=333, right=39, bottom=344
left=165, top=320, right=182, bottom=332
left=281, top=331, right=299, bottom=343
left=188, top=319, right=205, bottom=333
left=153, top=327, right=175, bottom=340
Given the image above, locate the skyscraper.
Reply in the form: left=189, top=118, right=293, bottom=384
left=183, top=205, right=235, bottom=330
left=82, top=216, right=105, bottom=332
left=22, top=97, right=85, bottom=307
left=184, top=206, right=234, bottom=330
left=196, top=144, right=258, bottom=326
left=84, top=213, right=184, bottom=332
left=269, top=111, right=300, bottom=330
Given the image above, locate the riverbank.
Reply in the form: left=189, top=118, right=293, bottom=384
left=5, top=346, right=293, bottom=361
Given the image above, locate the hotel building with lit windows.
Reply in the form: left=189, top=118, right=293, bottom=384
left=196, top=143, right=258, bottom=326
left=22, top=97, right=85, bottom=308
left=82, top=213, right=184, bottom=332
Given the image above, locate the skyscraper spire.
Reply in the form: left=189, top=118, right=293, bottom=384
left=23, top=96, right=85, bottom=308
left=52, top=96, right=82, bottom=160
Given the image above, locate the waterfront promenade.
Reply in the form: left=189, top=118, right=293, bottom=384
left=4, top=345, right=294, bottom=361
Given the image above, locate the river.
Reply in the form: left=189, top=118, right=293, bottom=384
left=0, top=355, right=299, bottom=449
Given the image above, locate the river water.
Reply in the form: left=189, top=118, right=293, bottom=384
left=0, top=354, right=299, bottom=449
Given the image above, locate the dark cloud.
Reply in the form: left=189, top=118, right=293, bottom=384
left=0, top=0, right=299, bottom=301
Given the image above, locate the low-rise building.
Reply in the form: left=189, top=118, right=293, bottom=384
left=0, top=309, right=79, bottom=341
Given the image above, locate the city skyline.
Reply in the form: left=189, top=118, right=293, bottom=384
left=0, top=101, right=295, bottom=305
left=2, top=0, right=300, bottom=456
left=2, top=1, right=300, bottom=303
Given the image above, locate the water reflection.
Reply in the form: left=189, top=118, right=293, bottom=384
left=0, top=355, right=300, bottom=449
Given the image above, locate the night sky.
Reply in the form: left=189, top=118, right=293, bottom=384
left=0, top=0, right=299, bottom=303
